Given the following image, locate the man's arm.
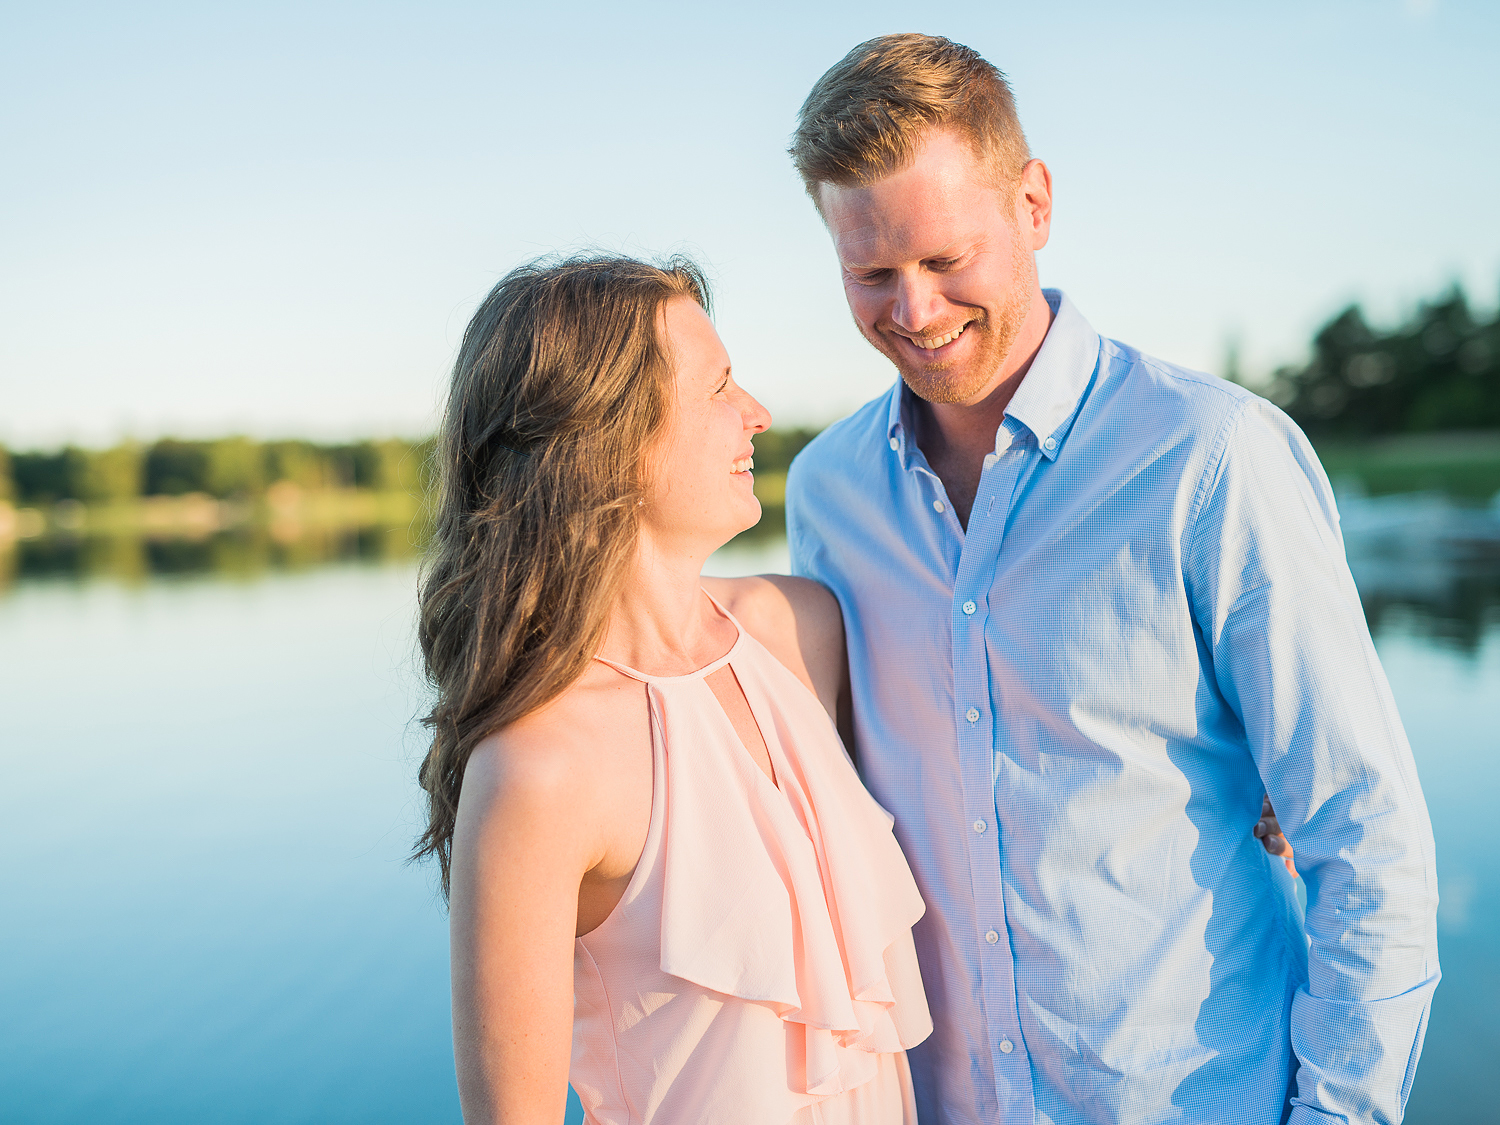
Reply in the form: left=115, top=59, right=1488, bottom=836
left=1185, top=397, right=1439, bottom=1124
left=785, top=458, right=859, bottom=760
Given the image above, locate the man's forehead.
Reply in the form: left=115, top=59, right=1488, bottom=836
left=822, top=172, right=1001, bottom=266
left=831, top=210, right=978, bottom=267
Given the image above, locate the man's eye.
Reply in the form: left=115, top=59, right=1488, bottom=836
left=851, top=270, right=889, bottom=285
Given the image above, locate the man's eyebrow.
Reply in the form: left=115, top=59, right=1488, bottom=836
left=840, top=241, right=968, bottom=270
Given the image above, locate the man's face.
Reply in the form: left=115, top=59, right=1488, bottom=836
left=819, top=128, right=1044, bottom=407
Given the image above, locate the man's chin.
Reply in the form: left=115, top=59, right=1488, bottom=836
left=871, top=332, right=1006, bottom=407
left=897, top=364, right=998, bottom=407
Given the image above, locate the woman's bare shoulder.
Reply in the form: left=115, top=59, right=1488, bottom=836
left=702, top=575, right=846, bottom=708
left=704, top=574, right=841, bottom=639
left=460, top=664, right=651, bottom=831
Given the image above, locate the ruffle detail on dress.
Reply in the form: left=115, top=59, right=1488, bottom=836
left=655, top=636, right=932, bottom=1098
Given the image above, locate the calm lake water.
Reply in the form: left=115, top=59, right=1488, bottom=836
left=1, top=494, right=1496, bottom=1124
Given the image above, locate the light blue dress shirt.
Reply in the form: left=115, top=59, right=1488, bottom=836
left=786, top=291, right=1439, bottom=1125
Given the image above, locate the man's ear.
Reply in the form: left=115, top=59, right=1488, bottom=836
left=1017, top=159, right=1053, bottom=251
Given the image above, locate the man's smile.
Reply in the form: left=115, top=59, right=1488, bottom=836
left=891, top=319, right=975, bottom=360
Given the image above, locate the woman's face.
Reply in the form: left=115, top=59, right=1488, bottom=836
left=643, top=296, right=772, bottom=556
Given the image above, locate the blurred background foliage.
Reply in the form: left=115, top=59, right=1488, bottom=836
left=5, top=436, right=432, bottom=505
left=1268, top=283, right=1500, bottom=438
left=0, top=427, right=825, bottom=589
left=4, top=277, right=1499, bottom=587
left=1252, top=281, right=1500, bottom=502
left=0, top=437, right=438, bottom=590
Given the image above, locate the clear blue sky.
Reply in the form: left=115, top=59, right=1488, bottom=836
left=3, top=0, right=1497, bottom=446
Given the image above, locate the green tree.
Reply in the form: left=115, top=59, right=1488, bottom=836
left=263, top=440, right=331, bottom=489
left=1222, top=338, right=1246, bottom=387
left=82, top=442, right=144, bottom=502
left=144, top=439, right=211, bottom=495
left=205, top=437, right=265, bottom=498
left=1273, top=284, right=1500, bottom=437
left=11, top=447, right=90, bottom=504
left=371, top=437, right=429, bottom=493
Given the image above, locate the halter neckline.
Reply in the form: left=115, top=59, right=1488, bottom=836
left=592, top=589, right=744, bottom=684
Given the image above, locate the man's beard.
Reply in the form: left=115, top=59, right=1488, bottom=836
left=863, top=230, right=1034, bottom=407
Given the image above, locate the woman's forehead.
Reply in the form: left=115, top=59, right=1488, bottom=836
left=662, top=297, right=730, bottom=380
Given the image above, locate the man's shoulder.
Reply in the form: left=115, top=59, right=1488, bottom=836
left=1099, top=337, right=1329, bottom=517
left=787, top=386, right=895, bottom=490
left=1095, top=335, right=1288, bottom=456
left=1103, top=336, right=1255, bottom=413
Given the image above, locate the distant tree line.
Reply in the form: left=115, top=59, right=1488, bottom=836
left=14, top=277, right=1489, bottom=509
left=0, top=437, right=433, bottom=507
left=1268, top=284, right=1500, bottom=438
left=0, top=429, right=826, bottom=509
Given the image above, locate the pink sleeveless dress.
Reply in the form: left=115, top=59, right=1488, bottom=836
left=572, top=594, right=931, bottom=1124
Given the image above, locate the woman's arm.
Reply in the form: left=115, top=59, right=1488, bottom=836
left=447, top=730, right=604, bottom=1125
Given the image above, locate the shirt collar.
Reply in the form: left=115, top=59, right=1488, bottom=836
left=995, top=289, right=1099, bottom=460
left=885, top=288, right=1101, bottom=463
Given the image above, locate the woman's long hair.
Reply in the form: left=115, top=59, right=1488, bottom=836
left=413, top=254, right=711, bottom=896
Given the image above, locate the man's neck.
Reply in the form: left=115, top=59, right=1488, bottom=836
left=914, top=288, right=1054, bottom=528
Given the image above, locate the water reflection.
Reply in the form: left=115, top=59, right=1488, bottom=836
left=1, top=492, right=1495, bottom=1124
left=7, top=492, right=1499, bottom=649
left=1339, top=490, right=1500, bottom=650
left=1, top=520, right=429, bottom=590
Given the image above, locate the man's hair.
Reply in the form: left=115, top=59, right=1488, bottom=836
left=789, top=33, right=1030, bottom=199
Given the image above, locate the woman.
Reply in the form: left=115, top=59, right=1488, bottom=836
left=413, top=254, right=1294, bottom=1124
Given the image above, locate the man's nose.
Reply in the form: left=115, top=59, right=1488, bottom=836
left=890, top=269, right=944, bottom=333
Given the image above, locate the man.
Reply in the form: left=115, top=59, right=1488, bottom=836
left=785, top=34, right=1439, bottom=1125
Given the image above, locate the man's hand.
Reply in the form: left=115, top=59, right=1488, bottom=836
left=1254, top=794, right=1297, bottom=877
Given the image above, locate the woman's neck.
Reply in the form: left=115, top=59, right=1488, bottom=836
left=596, top=530, right=735, bottom=676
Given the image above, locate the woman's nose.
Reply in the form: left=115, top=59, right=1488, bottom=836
left=741, top=390, right=772, bottom=434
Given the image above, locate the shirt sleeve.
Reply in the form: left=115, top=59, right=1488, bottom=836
left=785, top=455, right=819, bottom=581
left=1184, top=397, right=1440, bottom=1124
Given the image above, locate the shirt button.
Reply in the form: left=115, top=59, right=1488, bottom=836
left=889, top=437, right=899, bottom=451
left=962, top=600, right=977, bottom=615
left=1000, top=1037, right=1014, bottom=1053
left=965, top=707, right=980, bottom=723
left=973, top=819, right=987, bottom=833
left=1043, top=436, right=1057, bottom=451
left=932, top=500, right=945, bottom=513
left=985, top=930, right=1000, bottom=944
